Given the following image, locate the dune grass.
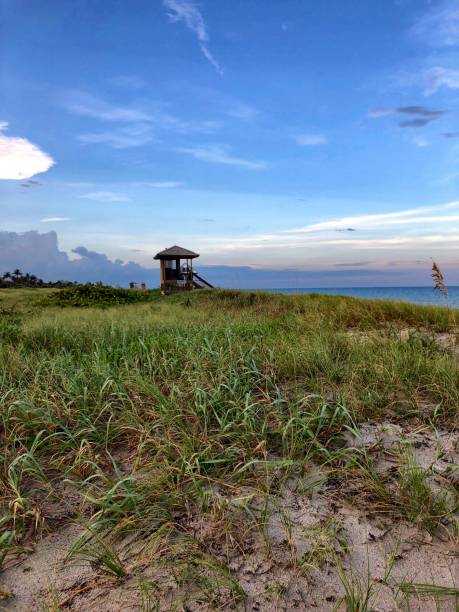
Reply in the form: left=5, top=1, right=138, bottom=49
left=0, top=288, right=457, bottom=605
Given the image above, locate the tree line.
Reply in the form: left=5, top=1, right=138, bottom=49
left=0, top=270, right=76, bottom=288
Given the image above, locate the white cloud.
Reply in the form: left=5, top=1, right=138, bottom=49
left=62, top=90, right=151, bottom=122
left=424, top=66, right=459, bottom=95
left=294, top=133, right=327, bottom=146
left=178, top=144, right=267, bottom=169
left=0, top=122, right=55, bottom=180
left=79, top=191, right=130, bottom=202
left=162, top=0, right=223, bottom=75
left=40, top=217, right=72, bottom=222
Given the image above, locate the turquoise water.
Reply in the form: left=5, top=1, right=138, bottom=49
left=268, top=286, right=458, bottom=307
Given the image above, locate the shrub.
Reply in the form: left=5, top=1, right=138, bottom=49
left=45, top=284, right=159, bottom=308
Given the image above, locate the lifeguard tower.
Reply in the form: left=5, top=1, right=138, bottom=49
left=154, top=245, right=214, bottom=293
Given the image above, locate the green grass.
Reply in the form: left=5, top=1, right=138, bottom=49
left=397, top=445, right=456, bottom=532
left=349, top=446, right=458, bottom=535
left=0, top=288, right=457, bottom=605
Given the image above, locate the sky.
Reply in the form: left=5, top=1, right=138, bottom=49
left=1, top=0, right=459, bottom=287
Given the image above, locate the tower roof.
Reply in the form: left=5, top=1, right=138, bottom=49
left=154, top=245, right=200, bottom=260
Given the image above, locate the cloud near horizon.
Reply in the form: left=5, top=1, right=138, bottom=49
left=192, top=200, right=459, bottom=266
left=243, top=201, right=455, bottom=236
left=0, top=230, right=152, bottom=285
left=0, top=229, right=443, bottom=288
left=0, top=122, right=55, bottom=180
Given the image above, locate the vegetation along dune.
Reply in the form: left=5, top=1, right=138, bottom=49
left=0, top=287, right=457, bottom=610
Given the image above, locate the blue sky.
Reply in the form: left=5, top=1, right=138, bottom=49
left=1, top=0, right=459, bottom=286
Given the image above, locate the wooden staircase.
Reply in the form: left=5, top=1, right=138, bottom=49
left=192, top=271, right=214, bottom=289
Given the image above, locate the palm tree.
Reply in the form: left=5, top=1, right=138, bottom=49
left=12, top=269, right=22, bottom=282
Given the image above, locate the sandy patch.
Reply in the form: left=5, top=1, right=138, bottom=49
left=1, top=422, right=457, bottom=611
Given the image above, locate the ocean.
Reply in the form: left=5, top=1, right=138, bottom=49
left=267, top=286, right=459, bottom=307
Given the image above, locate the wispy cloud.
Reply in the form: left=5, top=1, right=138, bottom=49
left=173, top=119, right=222, bottom=134
left=61, top=90, right=151, bottom=122
left=0, top=121, right=55, bottom=180
left=21, top=179, right=42, bottom=188
left=334, top=261, right=371, bottom=267
left=178, top=144, right=267, bottom=169
left=163, top=0, right=223, bottom=75
left=399, top=117, right=438, bottom=128
left=60, top=181, right=95, bottom=188
left=286, top=201, right=459, bottom=233
left=108, top=75, right=146, bottom=89
left=64, top=90, right=222, bottom=148
left=424, top=67, right=459, bottom=95
left=368, top=108, right=394, bottom=118
left=226, top=103, right=259, bottom=121
left=78, top=124, right=154, bottom=148
left=40, top=217, right=72, bottom=222
left=318, top=235, right=459, bottom=248
left=443, top=131, right=459, bottom=138
left=369, top=105, right=445, bottom=128
left=79, top=191, right=130, bottom=202
left=398, top=106, right=444, bottom=117
left=412, top=1, right=459, bottom=47
left=294, top=133, right=327, bottom=146
left=199, top=200, right=459, bottom=258
left=412, top=135, right=430, bottom=147
left=141, top=181, right=184, bottom=188
left=369, top=106, right=445, bottom=118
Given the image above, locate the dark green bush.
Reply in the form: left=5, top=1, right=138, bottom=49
left=45, top=284, right=159, bottom=308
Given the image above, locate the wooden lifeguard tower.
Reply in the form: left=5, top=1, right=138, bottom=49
left=154, top=245, right=214, bottom=293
